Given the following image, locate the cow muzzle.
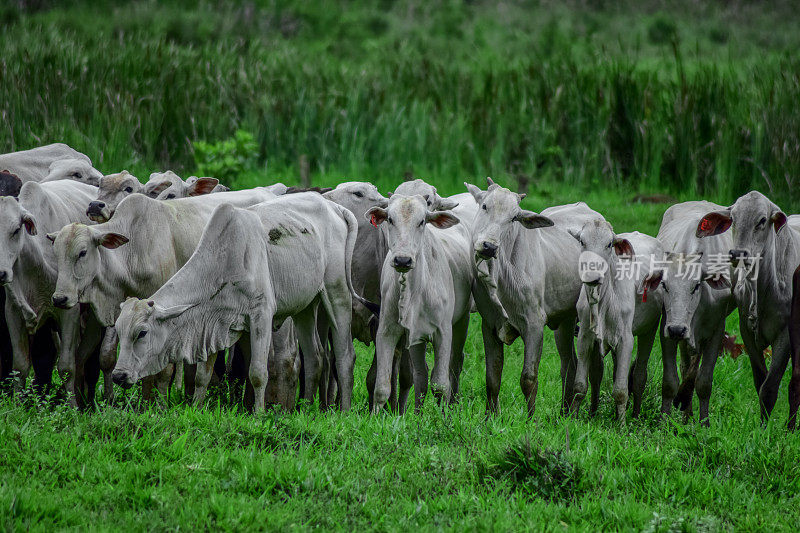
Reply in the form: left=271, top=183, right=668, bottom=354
left=666, top=324, right=689, bottom=340
left=87, top=201, right=110, bottom=223
left=392, top=255, right=413, bottom=272
left=52, top=292, right=76, bottom=309
left=729, top=249, right=749, bottom=265
left=112, top=369, right=136, bottom=389
left=476, top=241, right=498, bottom=259
left=0, top=269, right=11, bottom=286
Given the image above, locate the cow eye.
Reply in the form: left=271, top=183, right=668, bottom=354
left=387, top=217, right=394, bottom=225
left=166, top=193, right=175, bottom=199
left=691, top=282, right=701, bottom=294
left=72, top=172, right=82, bottom=179
left=11, top=227, right=20, bottom=236
left=482, top=204, right=487, bottom=211
left=78, top=250, right=87, bottom=258
left=607, top=241, right=613, bottom=248
left=137, top=330, right=148, bottom=340
left=756, top=217, right=767, bottom=228
left=418, top=220, right=424, bottom=227
left=661, top=281, right=669, bottom=293
left=124, top=187, right=133, bottom=193
left=353, top=191, right=364, bottom=198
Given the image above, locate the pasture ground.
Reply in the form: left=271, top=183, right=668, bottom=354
left=2, top=187, right=799, bottom=531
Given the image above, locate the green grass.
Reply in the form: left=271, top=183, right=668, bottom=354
left=2, top=185, right=799, bottom=531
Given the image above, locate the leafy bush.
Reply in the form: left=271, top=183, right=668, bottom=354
left=193, top=130, right=258, bottom=184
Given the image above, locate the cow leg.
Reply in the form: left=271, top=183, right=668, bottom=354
left=229, top=344, right=247, bottom=406
left=408, top=342, right=429, bottom=412
left=588, top=342, right=603, bottom=416
left=430, top=325, right=453, bottom=404
left=74, top=313, right=104, bottom=408
left=448, top=314, right=469, bottom=404
left=554, top=316, right=578, bottom=414
left=30, top=326, right=57, bottom=397
left=675, top=342, right=698, bottom=416
left=372, top=321, right=402, bottom=413
left=571, top=318, right=593, bottom=416
left=99, top=327, right=118, bottom=403
left=328, top=309, right=357, bottom=412
left=0, top=291, right=13, bottom=391
left=398, top=348, right=412, bottom=414
left=697, top=329, right=724, bottom=427
left=760, top=331, right=791, bottom=421
left=789, top=264, right=800, bottom=430
left=6, top=303, right=32, bottom=392
left=612, top=334, right=634, bottom=424
left=294, top=309, right=323, bottom=405
left=192, top=352, right=218, bottom=407
left=520, top=323, right=545, bottom=418
left=629, top=325, right=657, bottom=419
left=155, top=364, right=174, bottom=404
left=248, top=319, right=273, bottom=413
left=482, top=320, right=504, bottom=415
left=660, top=333, right=679, bottom=415
left=182, top=363, right=197, bottom=402
left=55, top=311, right=82, bottom=407
left=266, top=322, right=300, bottom=411
left=366, top=353, right=378, bottom=411
left=740, top=323, right=768, bottom=400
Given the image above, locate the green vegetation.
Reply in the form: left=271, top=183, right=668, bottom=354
left=1, top=1, right=799, bottom=206
left=2, top=1, right=800, bottom=530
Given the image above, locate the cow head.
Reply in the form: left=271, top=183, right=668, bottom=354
left=365, top=195, right=459, bottom=273
left=466, top=179, right=553, bottom=261
left=643, top=251, right=730, bottom=344
left=143, top=171, right=183, bottom=198
left=155, top=177, right=219, bottom=200
left=48, top=222, right=129, bottom=309
left=697, top=190, right=786, bottom=265
left=570, top=220, right=633, bottom=286
left=0, top=171, right=23, bottom=198
left=393, top=179, right=459, bottom=211
left=0, top=196, right=37, bottom=285
left=43, top=158, right=103, bottom=187
left=88, top=171, right=146, bottom=222
left=323, top=181, right=389, bottom=218
left=113, top=297, right=191, bottom=387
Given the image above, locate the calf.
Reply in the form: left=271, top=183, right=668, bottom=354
left=698, top=191, right=800, bottom=426
left=153, top=176, right=225, bottom=200
left=0, top=143, right=99, bottom=185
left=0, top=181, right=105, bottom=404
left=570, top=221, right=663, bottom=422
left=466, top=179, right=596, bottom=416
left=112, top=193, right=361, bottom=411
left=366, top=194, right=473, bottom=411
left=643, top=201, right=734, bottom=425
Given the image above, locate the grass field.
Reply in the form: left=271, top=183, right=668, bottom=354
left=2, top=187, right=800, bottom=531
left=2, top=1, right=800, bottom=531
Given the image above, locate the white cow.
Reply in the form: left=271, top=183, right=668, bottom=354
left=465, top=179, right=600, bottom=416
left=642, top=201, right=734, bottom=425
left=111, top=193, right=361, bottom=411
left=570, top=221, right=664, bottom=422
left=366, top=194, right=474, bottom=412
left=0, top=181, right=105, bottom=404
left=0, top=143, right=102, bottom=186
left=697, top=191, right=800, bottom=425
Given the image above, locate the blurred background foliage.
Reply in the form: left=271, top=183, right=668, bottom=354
left=0, top=0, right=798, bottom=207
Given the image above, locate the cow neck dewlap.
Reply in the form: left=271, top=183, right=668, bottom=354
left=165, top=303, right=243, bottom=365
left=585, top=277, right=625, bottom=351
left=475, top=258, right=508, bottom=321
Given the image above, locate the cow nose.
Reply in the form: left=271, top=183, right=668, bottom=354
left=112, top=370, right=132, bottom=388
left=729, top=249, right=749, bottom=263
left=481, top=241, right=498, bottom=258
left=666, top=325, right=688, bottom=339
left=52, top=295, right=69, bottom=308
left=393, top=256, right=413, bottom=270
left=87, top=201, right=105, bottom=215
left=0, top=271, right=8, bottom=284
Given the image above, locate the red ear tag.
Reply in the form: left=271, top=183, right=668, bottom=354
left=700, top=219, right=711, bottom=232
left=642, top=287, right=648, bottom=303
left=370, top=214, right=379, bottom=228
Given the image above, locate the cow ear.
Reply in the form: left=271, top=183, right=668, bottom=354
left=486, top=177, right=496, bottom=187
left=95, top=232, right=129, bottom=249
left=149, top=180, right=172, bottom=197
left=704, top=273, right=731, bottom=290
left=643, top=270, right=663, bottom=292
left=464, top=182, right=485, bottom=203
left=696, top=210, right=732, bottom=238
left=155, top=302, right=195, bottom=320
left=436, top=197, right=459, bottom=211
left=20, top=211, right=37, bottom=236
left=567, top=228, right=581, bottom=242
left=613, top=238, right=634, bottom=257
left=514, top=210, right=554, bottom=229
left=187, top=177, right=219, bottom=196
left=365, top=207, right=388, bottom=226
left=46, top=232, right=58, bottom=244
left=517, top=193, right=527, bottom=201
left=771, top=211, right=787, bottom=233
left=426, top=211, right=459, bottom=229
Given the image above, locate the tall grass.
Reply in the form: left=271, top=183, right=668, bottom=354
left=0, top=1, right=798, bottom=207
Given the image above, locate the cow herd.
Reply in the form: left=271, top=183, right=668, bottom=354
left=1, top=143, right=800, bottom=429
